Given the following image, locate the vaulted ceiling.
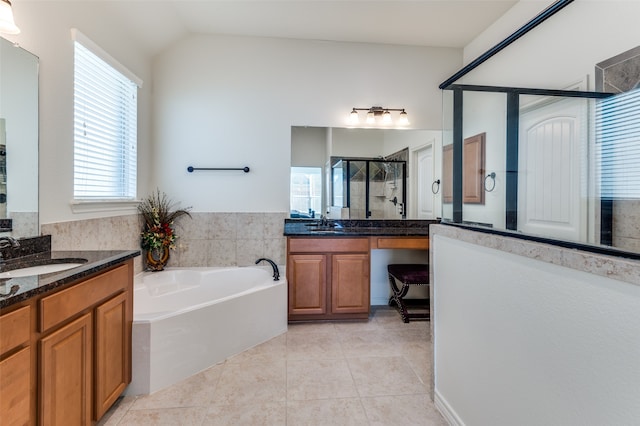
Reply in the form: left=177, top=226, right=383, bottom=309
left=71, top=0, right=520, bottom=56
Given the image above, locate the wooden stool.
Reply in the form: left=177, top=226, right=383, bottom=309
left=387, top=264, right=430, bottom=323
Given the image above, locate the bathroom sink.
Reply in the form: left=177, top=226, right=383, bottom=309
left=0, top=259, right=87, bottom=279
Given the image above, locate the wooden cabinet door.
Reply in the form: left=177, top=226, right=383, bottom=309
left=94, top=292, right=129, bottom=420
left=331, top=254, right=370, bottom=314
left=288, top=254, right=327, bottom=316
left=40, top=313, right=92, bottom=426
left=0, top=346, right=32, bottom=426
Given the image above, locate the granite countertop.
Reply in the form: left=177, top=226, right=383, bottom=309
left=283, top=219, right=438, bottom=237
left=0, top=249, right=140, bottom=309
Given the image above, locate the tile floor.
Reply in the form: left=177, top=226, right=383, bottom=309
left=99, top=306, right=446, bottom=425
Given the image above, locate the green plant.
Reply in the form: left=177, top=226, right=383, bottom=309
left=138, top=190, right=191, bottom=250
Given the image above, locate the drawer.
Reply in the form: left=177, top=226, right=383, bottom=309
left=370, top=237, right=429, bottom=250
left=40, top=264, right=129, bottom=333
left=288, top=237, right=370, bottom=253
left=0, top=305, right=30, bottom=355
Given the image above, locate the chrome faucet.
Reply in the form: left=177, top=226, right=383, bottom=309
left=0, top=236, right=20, bottom=262
left=0, top=236, right=20, bottom=249
left=255, top=258, right=280, bottom=281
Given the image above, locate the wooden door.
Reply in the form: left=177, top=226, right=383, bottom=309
left=0, top=346, right=32, bottom=426
left=40, top=313, right=92, bottom=426
left=94, top=292, right=129, bottom=420
left=288, top=254, right=327, bottom=316
left=331, top=253, right=370, bottom=314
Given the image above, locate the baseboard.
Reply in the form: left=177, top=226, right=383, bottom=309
left=434, top=389, right=465, bottom=426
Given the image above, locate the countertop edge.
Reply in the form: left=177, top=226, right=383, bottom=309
left=0, top=250, right=140, bottom=310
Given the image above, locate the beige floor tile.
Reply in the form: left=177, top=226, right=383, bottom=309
left=286, top=331, right=344, bottom=360
left=287, top=358, right=358, bottom=401
left=361, top=394, right=448, bottom=426
left=203, top=402, right=286, bottom=425
left=338, top=329, right=401, bottom=358
left=348, top=356, right=427, bottom=397
left=403, top=348, right=433, bottom=386
left=211, top=360, right=286, bottom=406
left=286, top=321, right=337, bottom=335
left=287, top=398, right=369, bottom=426
left=332, top=319, right=380, bottom=333
left=226, top=334, right=287, bottom=364
left=97, top=395, right=137, bottom=425
left=116, top=406, right=208, bottom=426
left=130, top=363, right=224, bottom=410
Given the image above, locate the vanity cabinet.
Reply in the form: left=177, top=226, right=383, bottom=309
left=0, top=259, right=133, bottom=425
left=0, top=305, right=33, bottom=425
left=287, top=238, right=370, bottom=321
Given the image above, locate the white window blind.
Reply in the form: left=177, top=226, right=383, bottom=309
left=596, top=87, right=640, bottom=200
left=73, top=32, right=139, bottom=200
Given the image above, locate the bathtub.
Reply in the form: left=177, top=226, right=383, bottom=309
left=126, top=267, right=287, bottom=395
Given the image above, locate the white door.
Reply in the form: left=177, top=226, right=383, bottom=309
left=518, top=98, right=587, bottom=241
left=413, top=143, right=436, bottom=219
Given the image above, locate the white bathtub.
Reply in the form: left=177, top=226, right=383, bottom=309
left=126, top=267, right=287, bottom=395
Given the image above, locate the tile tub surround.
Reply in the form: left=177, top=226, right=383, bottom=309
left=98, top=306, right=446, bottom=426
left=40, top=212, right=288, bottom=272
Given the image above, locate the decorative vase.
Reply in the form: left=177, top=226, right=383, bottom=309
left=146, top=246, right=170, bottom=271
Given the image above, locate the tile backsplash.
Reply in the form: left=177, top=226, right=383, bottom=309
left=41, top=212, right=287, bottom=273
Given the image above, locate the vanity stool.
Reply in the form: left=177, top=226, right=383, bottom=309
left=387, top=264, right=430, bottom=323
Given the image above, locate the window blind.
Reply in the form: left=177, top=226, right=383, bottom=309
left=73, top=38, right=138, bottom=200
left=596, top=87, right=640, bottom=200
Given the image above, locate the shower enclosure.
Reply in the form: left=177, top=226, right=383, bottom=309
left=331, top=157, right=407, bottom=219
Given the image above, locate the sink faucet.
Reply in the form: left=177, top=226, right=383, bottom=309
left=0, top=236, right=20, bottom=249
left=255, top=258, right=280, bottom=281
left=320, top=215, right=332, bottom=227
left=0, top=236, right=20, bottom=262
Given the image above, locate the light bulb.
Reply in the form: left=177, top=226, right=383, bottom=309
left=0, top=0, right=20, bottom=35
left=349, top=108, right=359, bottom=124
left=398, top=110, right=409, bottom=126
left=366, top=110, right=375, bottom=124
left=382, top=110, right=392, bottom=124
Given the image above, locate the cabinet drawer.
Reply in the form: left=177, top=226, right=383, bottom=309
left=288, top=237, right=369, bottom=253
left=40, top=264, right=129, bottom=332
left=370, top=237, right=429, bottom=250
left=0, top=305, right=31, bottom=355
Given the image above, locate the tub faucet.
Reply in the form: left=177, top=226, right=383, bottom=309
left=255, top=258, right=280, bottom=281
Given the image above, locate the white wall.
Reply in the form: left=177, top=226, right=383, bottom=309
left=433, top=1, right=640, bottom=423
left=291, top=126, right=326, bottom=167
left=462, top=0, right=640, bottom=90
left=432, top=230, right=640, bottom=425
left=6, top=2, right=153, bottom=225
left=152, top=34, right=461, bottom=213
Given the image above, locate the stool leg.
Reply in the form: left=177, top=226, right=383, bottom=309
left=397, top=283, right=411, bottom=323
left=388, top=273, right=401, bottom=307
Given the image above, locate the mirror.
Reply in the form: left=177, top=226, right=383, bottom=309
left=0, top=37, right=39, bottom=238
left=291, top=126, right=442, bottom=220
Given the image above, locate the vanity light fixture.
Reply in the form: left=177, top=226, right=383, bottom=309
left=0, top=0, right=20, bottom=35
left=348, top=106, right=410, bottom=126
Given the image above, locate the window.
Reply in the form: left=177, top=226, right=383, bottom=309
left=73, top=29, right=141, bottom=200
left=597, top=87, right=640, bottom=200
left=290, top=167, right=322, bottom=218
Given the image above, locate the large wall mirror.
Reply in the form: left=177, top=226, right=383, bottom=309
left=291, top=126, right=442, bottom=220
left=0, top=37, right=39, bottom=238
